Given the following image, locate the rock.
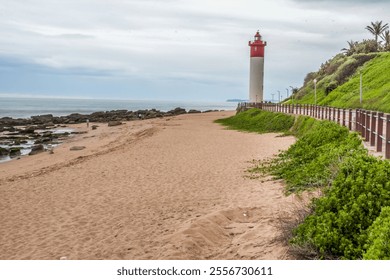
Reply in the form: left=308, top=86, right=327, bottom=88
left=0, top=147, right=9, bottom=156
left=70, top=146, right=86, bottom=151
left=70, top=131, right=88, bottom=135
left=9, top=147, right=22, bottom=158
left=29, top=144, right=45, bottom=155
left=91, top=125, right=99, bottom=130
left=167, top=107, right=187, bottom=115
left=31, top=114, right=54, bottom=124
left=34, top=137, right=52, bottom=144
left=108, top=121, right=122, bottom=127
left=20, top=126, right=36, bottom=134
left=188, top=109, right=201, bottom=114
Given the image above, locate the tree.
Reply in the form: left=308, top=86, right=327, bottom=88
left=341, top=40, right=358, bottom=56
left=365, top=21, right=389, bottom=51
left=381, top=30, right=390, bottom=51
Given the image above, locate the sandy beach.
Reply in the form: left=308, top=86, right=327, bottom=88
left=0, top=111, right=304, bottom=260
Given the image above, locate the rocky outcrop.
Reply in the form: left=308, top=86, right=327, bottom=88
left=0, top=107, right=220, bottom=128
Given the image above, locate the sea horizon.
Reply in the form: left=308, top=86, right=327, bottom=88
left=0, top=96, right=238, bottom=119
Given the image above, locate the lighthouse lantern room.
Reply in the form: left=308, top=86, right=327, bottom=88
left=248, top=30, right=267, bottom=103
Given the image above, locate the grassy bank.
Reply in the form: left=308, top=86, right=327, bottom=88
left=215, top=108, right=294, bottom=134
left=217, top=109, right=390, bottom=259
left=291, top=52, right=390, bottom=112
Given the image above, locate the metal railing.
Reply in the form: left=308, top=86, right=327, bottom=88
left=238, top=102, right=390, bottom=159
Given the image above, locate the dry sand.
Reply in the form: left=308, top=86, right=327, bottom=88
left=0, top=111, right=306, bottom=260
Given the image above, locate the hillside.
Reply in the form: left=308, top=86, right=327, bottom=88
left=289, top=52, right=390, bottom=112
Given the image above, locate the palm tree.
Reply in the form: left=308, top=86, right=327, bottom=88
left=381, top=30, right=390, bottom=51
left=365, top=21, right=389, bottom=51
left=341, top=40, right=358, bottom=56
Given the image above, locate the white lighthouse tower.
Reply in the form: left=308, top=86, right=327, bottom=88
left=248, top=30, right=267, bottom=103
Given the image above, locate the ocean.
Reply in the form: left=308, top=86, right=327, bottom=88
left=0, top=97, right=238, bottom=119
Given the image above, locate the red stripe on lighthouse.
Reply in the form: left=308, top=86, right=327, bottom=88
left=248, top=31, right=267, bottom=57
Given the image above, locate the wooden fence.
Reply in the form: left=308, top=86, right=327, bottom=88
left=238, top=102, right=390, bottom=159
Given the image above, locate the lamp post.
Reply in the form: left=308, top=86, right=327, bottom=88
left=286, top=88, right=289, bottom=98
left=278, top=90, right=281, bottom=103
left=313, top=79, right=317, bottom=105
left=271, top=93, right=275, bottom=103
left=360, top=71, right=363, bottom=105
left=289, top=86, right=294, bottom=104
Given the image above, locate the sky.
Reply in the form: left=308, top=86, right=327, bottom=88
left=0, top=0, right=389, bottom=102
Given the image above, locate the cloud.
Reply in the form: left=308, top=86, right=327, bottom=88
left=0, top=0, right=389, bottom=101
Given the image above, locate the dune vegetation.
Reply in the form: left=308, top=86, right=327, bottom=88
left=217, top=108, right=390, bottom=259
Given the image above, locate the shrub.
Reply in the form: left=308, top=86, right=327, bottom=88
left=363, top=207, right=390, bottom=260
left=292, top=154, right=390, bottom=259
left=325, top=81, right=338, bottom=95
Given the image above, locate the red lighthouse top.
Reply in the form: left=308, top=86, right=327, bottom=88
left=248, top=30, right=267, bottom=57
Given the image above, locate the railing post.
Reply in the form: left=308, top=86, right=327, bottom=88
left=349, top=109, right=353, bottom=130
left=377, top=112, right=384, bottom=152
left=371, top=112, right=377, bottom=147
left=365, top=111, right=371, bottom=142
left=386, top=115, right=390, bottom=159
left=356, top=109, right=360, bottom=132
left=361, top=110, right=365, bottom=137
left=342, top=109, right=346, bottom=127
left=336, top=108, right=339, bottom=124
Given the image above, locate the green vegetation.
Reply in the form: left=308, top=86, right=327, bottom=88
left=217, top=109, right=390, bottom=259
left=291, top=153, right=390, bottom=259
left=292, top=52, right=390, bottom=111
left=364, top=207, right=390, bottom=260
left=270, top=116, right=364, bottom=193
left=215, top=108, right=294, bottom=134
left=289, top=21, right=390, bottom=112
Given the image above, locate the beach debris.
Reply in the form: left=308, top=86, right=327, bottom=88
left=70, top=146, right=86, bottom=151
left=59, top=256, right=67, bottom=260
left=91, top=125, right=99, bottom=130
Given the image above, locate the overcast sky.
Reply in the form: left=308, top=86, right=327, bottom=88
left=0, top=0, right=389, bottom=101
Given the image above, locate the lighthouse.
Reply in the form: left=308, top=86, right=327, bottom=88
left=248, top=30, right=267, bottom=103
